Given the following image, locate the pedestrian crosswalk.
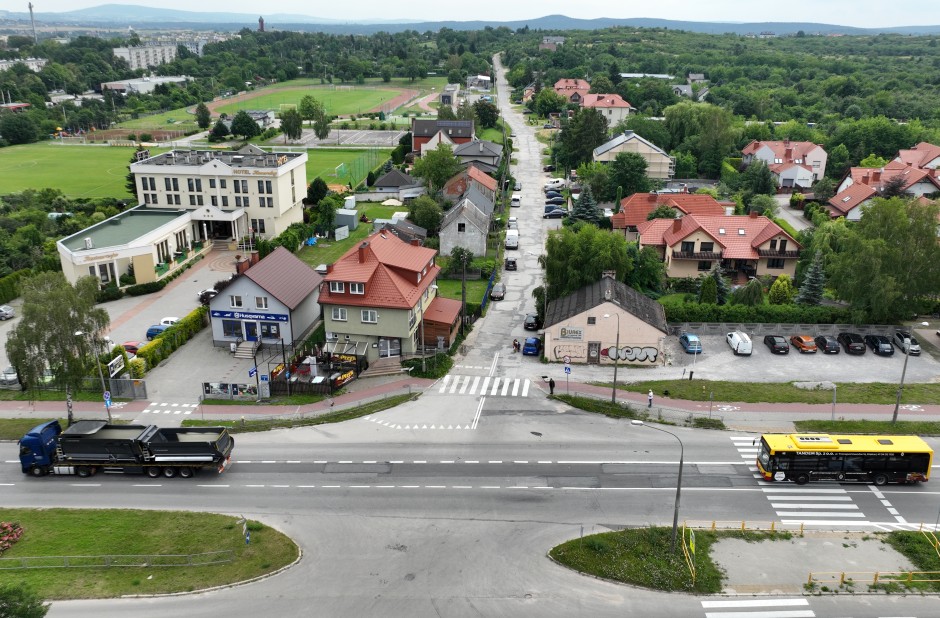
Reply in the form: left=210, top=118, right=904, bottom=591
left=730, top=436, right=869, bottom=526
left=141, top=402, right=198, bottom=415
left=701, top=598, right=814, bottom=618
left=437, top=375, right=531, bottom=397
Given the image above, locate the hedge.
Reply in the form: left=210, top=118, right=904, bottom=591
left=124, top=255, right=203, bottom=296
left=135, top=306, right=208, bottom=370
left=661, top=300, right=854, bottom=324
left=0, top=269, right=30, bottom=304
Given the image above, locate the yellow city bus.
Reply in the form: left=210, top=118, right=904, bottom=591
left=756, top=433, right=933, bottom=486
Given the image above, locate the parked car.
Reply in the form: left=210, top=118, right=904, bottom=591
left=504, top=257, right=517, bottom=271
left=522, top=337, right=542, bottom=356
left=789, top=335, right=818, bottom=353
left=146, top=324, right=170, bottom=340
left=0, top=305, right=14, bottom=320
left=864, top=334, right=895, bottom=356
left=489, top=282, right=506, bottom=301
left=543, top=123, right=554, bottom=129
left=893, top=331, right=921, bottom=356
left=0, top=366, right=19, bottom=387
left=543, top=207, right=567, bottom=219
left=514, top=181, right=521, bottom=191
left=524, top=313, right=541, bottom=330
left=763, top=335, right=789, bottom=354
left=837, top=332, right=866, bottom=355
left=543, top=164, right=555, bottom=172
left=725, top=331, right=752, bottom=356
left=814, top=335, right=841, bottom=354
left=678, top=333, right=702, bottom=354
left=545, top=196, right=566, bottom=206
left=160, top=317, right=180, bottom=326
left=544, top=190, right=563, bottom=199
left=122, top=341, right=142, bottom=355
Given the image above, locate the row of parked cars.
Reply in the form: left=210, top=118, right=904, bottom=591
left=679, top=330, right=923, bottom=357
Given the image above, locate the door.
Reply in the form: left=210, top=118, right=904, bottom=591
left=587, top=341, right=601, bottom=364
left=244, top=322, right=258, bottom=342
left=378, top=337, right=401, bottom=358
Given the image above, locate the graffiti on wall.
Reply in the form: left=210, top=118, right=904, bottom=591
left=552, top=343, right=587, bottom=361
left=601, top=345, right=659, bottom=363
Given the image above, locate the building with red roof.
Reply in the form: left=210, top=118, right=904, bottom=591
left=827, top=183, right=878, bottom=221
left=894, top=142, right=940, bottom=170
left=442, top=165, right=498, bottom=204
left=581, top=93, right=634, bottom=125
left=830, top=159, right=940, bottom=219
left=611, top=192, right=729, bottom=241
left=637, top=212, right=801, bottom=282
left=741, top=139, right=828, bottom=188
left=319, top=231, right=459, bottom=362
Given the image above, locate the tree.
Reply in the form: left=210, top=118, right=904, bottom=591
left=624, top=244, right=665, bottom=293
left=672, top=150, right=697, bottom=179
left=313, top=194, right=342, bottom=236
left=0, top=114, right=39, bottom=145
left=230, top=110, right=261, bottom=139
left=859, top=153, right=888, bottom=168
left=6, top=273, right=109, bottom=399
left=194, top=102, right=211, bottom=130
left=532, top=88, right=565, bottom=117
left=795, top=250, right=825, bottom=306
left=741, top=160, right=777, bottom=196
left=647, top=204, right=678, bottom=220
left=298, top=95, right=324, bottom=125
left=280, top=108, right=303, bottom=142
left=768, top=274, right=795, bottom=305
left=575, top=162, right=612, bottom=202
left=710, top=263, right=731, bottom=305
left=313, top=113, right=331, bottom=140
left=827, top=143, right=850, bottom=179
left=209, top=119, right=229, bottom=142
left=609, top=152, right=651, bottom=196
left=306, top=177, right=328, bottom=205
left=437, top=105, right=456, bottom=120
left=569, top=185, right=602, bottom=225
left=366, top=170, right=376, bottom=187
left=408, top=196, right=443, bottom=235
left=0, top=583, right=49, bottom=618
left=556, top=108, right=608, bottom=171
left=472, top=100, right=499, bottom=129
left=411, top=144, right=461, bottom=194
left=698, top=275, right=718, bottom=304
left=731, top=278, right=765, bottom=306
left=544, top=225, right=631, bottom=302
left=881, top=174, right=910, bottom=198
left=811, top=177, right=836, bottom=203
left=748, top=194, right=778, bottom=218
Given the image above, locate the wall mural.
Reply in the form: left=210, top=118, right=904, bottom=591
left=552, top=343, right=660, bottom=363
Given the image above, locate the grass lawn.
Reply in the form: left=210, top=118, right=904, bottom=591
left=880, top=532, right=940, bottom=592
left=0, top=418, right=64, bottom=441
left=215, top=87, right=399, bottom=118
left=119, top=109, right=198, bottom=131
left=306, top=147, right=392, bottom=186
left=0, top=142, right=159, bottom=198
left=0, top=508, right=298, bottom=599
left=434, top=278, right=489, bottom=305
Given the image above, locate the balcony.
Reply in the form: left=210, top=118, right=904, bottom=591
left=757, top=249, right=800, bottom=258
left=671, top=249, right=723, bottom=260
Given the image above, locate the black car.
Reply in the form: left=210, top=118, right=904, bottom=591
left=864, top=334, right=895, bottom=356
left=814, top=335, right=841, bottom=354
left=763, top=335, right=789, bottom=354
left=543, top=164, right=555, bottom=172
left=543, top=207, right=567, bottom=219
left=837, top=332, right=866, bottom=355
left=545, top=196, right=566, bottom=205
left=504, top=257, right=517, bottom=271
left=544, top=190, right=563, bottom=199
left=524, top=313, right=541, bottom=330
left=489, top=282, right=506, bottom=301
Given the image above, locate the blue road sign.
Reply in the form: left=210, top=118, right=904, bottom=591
left=249, top=367, right=257, bottom=378
left=103, top=391, right=111, bottom=402
left=260, top=374, right=269, bottom=382
left=564, top=366, right=571, bottom=374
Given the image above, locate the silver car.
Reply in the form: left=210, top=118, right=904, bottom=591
left=0, top=305, right=13, bottom=320
left=893, top=331, right=921, bottom=355
left=0, top=366, right=19, bottom=388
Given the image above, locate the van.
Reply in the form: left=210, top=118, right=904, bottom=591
left=505, top=229, right=519, bottom=250
left=544, top=178, right=566, bottom=190
left=726, top=331, right=752, bottom=356
left=510, top=194, right=521, bottom=208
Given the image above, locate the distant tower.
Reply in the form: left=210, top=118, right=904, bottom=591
left=28, top=3, right=38, bottom=44
left=258, top=16, right=264, bottom=32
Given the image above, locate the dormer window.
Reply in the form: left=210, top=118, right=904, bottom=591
left=738, top=229, right=746, bottom=235
left=718, top=228, right=726, bottom=235
left=350, top=283, right=364, bottom=295
left=329, top=281, right=345, bottom=293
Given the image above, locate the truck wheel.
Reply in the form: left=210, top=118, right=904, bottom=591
left=873, top=473, right=888, bottom=486
left=30, top=466, right=46, bottom=477
left=162, top=467, right=177, bottom=478
left=146, top=466, right=162, bottom=478
left=77, top=467, right=93, bottom=478
left=178, top=467, right=193, bottom=478
left=794, top=473, right=810, bottom=485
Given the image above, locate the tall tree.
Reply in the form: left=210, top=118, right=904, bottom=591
left=569, top=185, right=602, bottom=225
left=574, top=161, right=613, bottom=202
left=730, top=278, right=765, bottom=306
left=194, top=102, right=211, bottom=130
left=698, top=275, right=718, bottom=304
left=298, top=95, right=325, bottom=125
left=472, top=100, right=499, bottom=129
left=306, top=177, right=329, bottom=205
left=408, top=196, right=444, bottom=235
left=280, top=108, right=303, bottom=142
left=411, top=144, right=461, bottom=194
left=624, top=244, right=665, bottom=293
left=710, top=263, right=731, bottom=305
left=230, top=110, right=261, bottom=139
left=609, top=152, right=651, bottom=196
left=795, top=250, right=826, bottom=306
left=210, top=119, right=229, bottom=141
left=741, top=160, right=777, bottom=196
left=768, top=274, right=795, bottom=305
left=556, top=108, right=608, bottom=171
left=544, top=225, right=631, bottom=302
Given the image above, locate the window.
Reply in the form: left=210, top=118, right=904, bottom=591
left=239, top=180, right=248, bottom=193
left=266, top=197, right=273, bottom=207
left=738, top=229, right=746, bottom=235
left=173, top=194, right=181, bottom=205
left=258, top=180, right=272, bottom=194
left=220, top=179, right=227, bottom=189
left=350, top=283, right=364, bottom=294
left=329, top=281, right=345, bottom=293
left=770, top=239, right=777, bottom=250
left=188, top=178, right=196, bottom=192
left=587, top=317, right=596, bottom=325
left=222, top=196, right=229, bottom=207
left=209, top=178, right=216, bottom=189
left=259, top=197, right=266, bottom=208
left=457, top=223, right=466, bottom=232
left=700, top=242, right=713, bottom=252
left=211, top=195, right=218, bottom=206
left=235, top=196, right=243, bottom=207
left=222, top=320, right=241, bottom=338
left=260, top=322, right=280, bottom=339
left=230, top=295, right=243, bottom=308
left=697, top=261, right=712, bottom=271
left=767, top=258, right=785, bottom=269
left=331, top=307, right=347, bottom=321
left=164, top=177, right=172, bottom=190
left=361, top=309, right=378, bottom=324
left=172, top=178, right=179, bottom=191
left=779, top=240, right=787, bottom=252
left=189, top=195, right=196, bottom=206
left=255, top=296, right=268, bottom=309
left=681, top=241, right=694, bottom=252
left=250, top=218, right=266, bottom=234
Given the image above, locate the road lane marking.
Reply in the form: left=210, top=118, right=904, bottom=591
left=702, top=599, right=809, bottom=608
left=471, top=396, right=485, bottom=429
left=775, top=511, right=866, bottom=517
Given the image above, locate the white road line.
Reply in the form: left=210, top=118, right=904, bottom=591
left=400, top=485, right=419, bottom=488
left=272, top=485, right=290, bottom=488
left=501, top=379, right=511, bottom=396
left=439, top=375, right=451, bottom=393
left=511, top=379, right=520, bottom=397
left=521, top=379, right=530, bottom=397
left=71, top=483, right=100, bottom=486
left=198, top=484, right=229, bottom=487
left=362, top=460, right=376, bottom=464
left=338, top=460, right=352, bottom=464
left=321, top=485, right=341, bottom=488
left=480, top=376, right=491, bottom=395
left=0, top=483, right=15, bottom=486
left=762, top=488, right=847, bottom=493
left=702, top=599, right=810, bottom=608
left=514, top=460, right=529, bottom=464
left=490, top=377, right=501, bottom=395
left=451, top=485, right=472, bottom=489
left=489, top=460, right=503, bottom=464
left=538, top=460, right=552, bottom=464
left=480, top=485, right=501, bottom=489
left=286, top=460, right=301, bottom=464
left=775, top=511, right=866, bottom=517
left=782, top=519, right=871, bottom=525
left=469, top=376, right=480, bottom=395
left=471, top=396, right=485, bottom=429
left=767, top=496, right=852, bottom=501
left=424, top=485, right=446, bottom=488
left=771, top=503, right=859, bottom=509
left=348, top=485, right=370, bottom=488
left=704, top=611, right=814, bottom=618
left=375, top=485, right=395, bottom=488
left=440, top=460, right=455, bottom=464
left=459, top=376, right=471, bottom=394
left=261, top=460, right=276, bottom=463
left=465, top=460, right=479, bottom=463
left=131, top=484, right=162, bottom=487
left=314, top=460, right=327, bottom=464
left=296, top=485, right=317, bottom=488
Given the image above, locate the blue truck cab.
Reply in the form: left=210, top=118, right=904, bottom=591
left=19, top=420, right=62, bottom=475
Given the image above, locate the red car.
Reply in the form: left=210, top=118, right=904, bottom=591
left=122, top=341, right=142, bottom=355
left=789, top=335, right=817, bottom=353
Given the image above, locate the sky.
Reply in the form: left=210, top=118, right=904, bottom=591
left=20, top=1, right=939, bottom=29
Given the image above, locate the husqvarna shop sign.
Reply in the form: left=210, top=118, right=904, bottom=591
left=211, top=310, right=289, bottom=322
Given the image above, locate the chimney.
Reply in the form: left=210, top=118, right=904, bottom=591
left=479, top=142, right=484, bottom=153
left=872, top=171, right=881, bottom=182
left=648, top=193, right=657, bottom=203
left=749, top=211, right=758, bottom=219
left=326, top=264, right=333, bottom=274
left=411, top=239, right=420, bottom=246
left=672, top=219, right=682, bottom=233
left=358, top=241, right=369, bottom=263
left=601, top=270, right=617, bottom=280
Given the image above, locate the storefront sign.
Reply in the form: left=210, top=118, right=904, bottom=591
left=559, top=326, right=583, bottom=341
left=211, top=310, right=289, bottom=322
left=332, top=370, right=355, bottom=388
left=332, top=353, right=357, bottom=363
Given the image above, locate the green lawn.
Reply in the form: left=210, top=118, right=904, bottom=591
left=214, top=87, right=400, bottom=118
left=0, top=508, right=298, bottom=599
left=0, top=142, right=156, bottom=198
left=119, top=109, right=198, bottom=131
left=306, top=148, right=391, bottom=186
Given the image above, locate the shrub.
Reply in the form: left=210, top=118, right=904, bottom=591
left=135, top=306, right=207, bottom=371
left=139, top=133, right=153, bottom=142
left=95, top=283, right=124, bottom=303
left=127, top=356, right=147, bottom=379
left=125, top=281, right=165, bottom=296
left=661, top=300, right=853, bottom=324
left=127, top=133, right=137, bottom=141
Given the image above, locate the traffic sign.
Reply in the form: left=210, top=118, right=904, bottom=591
left=564, top=366, right=571, bottom=374
left=248, top=367, right=257, bottom=378
left=260, top=374, right=269, bottom=382
left=563, top=355, right=571, bottom=364
left=103, top=391, right=111, bottom=402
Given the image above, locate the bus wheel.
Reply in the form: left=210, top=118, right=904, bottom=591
left=77, top=467, right=93, bottom=478
left=30, top=466, right=46, bottom=477
left=162, top=467, right=177, bottom=478
left=794, top=473, right=809, bottom=485
left=873, top=473, right=888, bottom=486
left=146, top=466, right=162, bottom=478
left=178, top=467, right=193, bottom=479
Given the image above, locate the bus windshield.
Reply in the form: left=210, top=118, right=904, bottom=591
left=757, top=439, right=770, bottom=468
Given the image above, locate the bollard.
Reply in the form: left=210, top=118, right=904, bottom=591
left=689, top=371, right=694, bottom=380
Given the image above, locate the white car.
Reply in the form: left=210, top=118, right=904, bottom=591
left=160, top=317, right=180, bottom=326
left=0, top=305, right=14, bottom=320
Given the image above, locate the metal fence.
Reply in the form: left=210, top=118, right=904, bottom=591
left=0, top=550, right=233, bottom=570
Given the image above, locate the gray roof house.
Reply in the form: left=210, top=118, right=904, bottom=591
left=373, top=169, right=418, bottom=194
left=453, top=140, right=503, bottom=169
left=439, top=197, right=490, bottom=257
left=379, top=219, right=428, bottom=245
left=462, top=184, right=494, bottom=217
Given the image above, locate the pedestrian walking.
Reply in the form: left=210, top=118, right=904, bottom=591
left=648, top=390, right=653, bottom=408
left=548, top=378, right=555, bottom=395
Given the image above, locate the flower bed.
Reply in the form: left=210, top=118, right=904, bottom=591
left=0, top=521, right=24, bottom=555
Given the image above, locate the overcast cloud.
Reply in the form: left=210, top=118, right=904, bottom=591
left=23, top=0, right=939, bottom=29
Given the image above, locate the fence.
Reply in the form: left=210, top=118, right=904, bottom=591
left=685, top=520, right=805, bottom=534
left=0, top=550, right=233, bottom=570
left=807, top=570, right=940, bottom=588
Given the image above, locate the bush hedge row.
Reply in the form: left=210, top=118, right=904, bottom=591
left=135, top=306, right=208, bottom=370
left=0, top=269, right=30, bottom=304
left=661, top=300, right=854, bottom=324
left=124, top=256, right=202, bottom=296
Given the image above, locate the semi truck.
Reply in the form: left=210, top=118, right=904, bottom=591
left=18, top=420, right=234, bottom=479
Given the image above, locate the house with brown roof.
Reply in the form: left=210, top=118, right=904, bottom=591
left=543, top=274, right=667, bottom=366
left=582, top=93, right=633, bottom=125
left=895, top=142, right=940, bottom=170
left=836, top=161, right=940, bottom=197
left=637, top=212, right=801, bottom=282
left=411, top=119, right=474, bottom=154
left=453, top=139, right=503, bottom=172
left=741, top=139, right=828, bottom=188
left=827, top=183, right=877, bottom=221
left=442, top=165, right=498, bottom=204
left=207, top=246, right=323, bottom=347
left=318, top=232, right=460, bottom=362
left=611, top=192, right=729, bottom=241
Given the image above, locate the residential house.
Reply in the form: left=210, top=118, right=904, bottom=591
left=442, top=165, right=498, bottom=205
left=112, top=45, right=178, bottom=70
left=895, top=142, right=940, bottom=170
left=553, top=78, right=591, bottom=105
left=319, top=232, right=460, bottom=362
left=612, top=193, right=728, bottom=242
left=581, top=93, right=634, bottom=125
left=411, top=119, right=474, bottom=154
left=836, top=161, right=940, bottom=197
left=539, top=36, right=565, bottom=51
left=593, top=131, right=676, bottom=180
left=827, top=183, right=877, bottom=221
left=439, top=84, right=459, bottom=107
left=439, top=196, right=491, bottom=257
left=372, top=169, right=419, bottom=194
left=637, top=212, right=801, bottom=282
left=453, top=140, right=503, bottom=172
left=741, top=139, right=828, bottom=187
left=207, top=246, right=323, bottom=347
left=378, top=219, right=428, bottom=246
left=543, top=274, right=667, bottom=366
left=461, top=184, right=495, bottom=216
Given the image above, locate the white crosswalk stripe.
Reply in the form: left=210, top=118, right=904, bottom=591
left=701, top=597, right=814, bottom=618
left=438, top=375, right=531, bottom=397
left=730, top=436, right=868, bottom=525
left=141, top=402, right=197, bottom=415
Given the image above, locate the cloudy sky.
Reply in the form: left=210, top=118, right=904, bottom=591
left=25, top=1, right=937, bottom=29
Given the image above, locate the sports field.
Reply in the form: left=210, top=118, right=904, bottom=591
left=306, top=148, right=392, bottom=185
left=213, top=87, right=400, bottom=118
left=120, top=110, right=198, bottom=131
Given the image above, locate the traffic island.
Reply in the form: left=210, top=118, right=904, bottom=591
left=0, top=508, right=299, bottom=600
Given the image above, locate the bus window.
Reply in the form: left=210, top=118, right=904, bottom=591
left=826, top=456, right=844, bottom=471
left=844, top=456, right=864, bottom=472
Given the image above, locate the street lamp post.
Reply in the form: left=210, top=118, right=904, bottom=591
left=75, top=331, right=112, bottom=423
left=892, top=347, right=912, bottom=424
left=631, top=420, right=684, bottom=553
left=603, top=312, right=620, bottom=405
